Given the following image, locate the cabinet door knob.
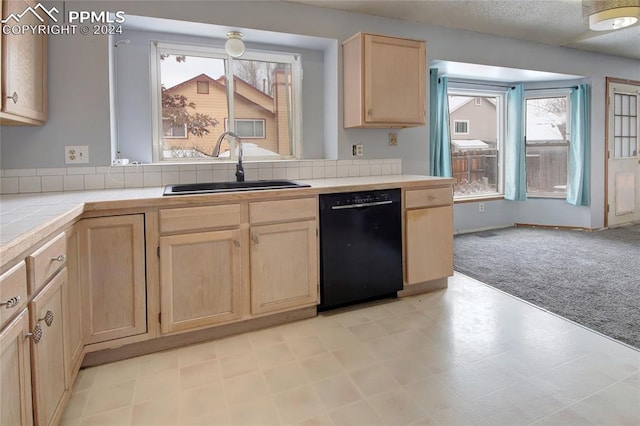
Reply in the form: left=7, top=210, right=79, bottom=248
left=7, top=92, right=18, bottom=104
left=0, top=296, right=20, bottom=309
left=251, top=234, right=259, bottom=244
left=367, top=108, right=373, bottom=117
left=27, top=323, right=43, bottom=344
left=51, top=254, right=66, bottom=262
left=39, top=310, right=54, bottom=327
left=233, top=240, right=240, bottom=248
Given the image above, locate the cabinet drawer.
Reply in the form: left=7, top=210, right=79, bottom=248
left=0, top=261, right=28, bottom=328
left=160, top=204, right=241, bottom=233
left=405, top=187, right=452, bottom=209
left=249, top=197, right=317, bottom=224
left=27, top=232, right=67, bottom=295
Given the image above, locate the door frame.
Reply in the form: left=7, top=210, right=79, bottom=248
left=604, top=76, right=640, bottom=228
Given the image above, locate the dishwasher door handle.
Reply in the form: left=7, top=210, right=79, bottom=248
left=331, top=200, right=394, bottom=210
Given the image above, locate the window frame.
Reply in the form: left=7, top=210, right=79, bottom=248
left=161, top=118, right=188, bottom=139
left=150, top=41, right=302, bottom=163
left=196, top=80, right=210, bottom=94
left=524, top=89, right=571, bottom=198
left=448, top=87, right=506, bottom=201
left=453, top=119, right=470, bottom=135
left=224, top=118, right=266, bottom=139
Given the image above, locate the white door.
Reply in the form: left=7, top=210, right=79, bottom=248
left=607, top=80, right=640, bottom=227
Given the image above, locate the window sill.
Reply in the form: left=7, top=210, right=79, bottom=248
left=527, top=193, right=567, bottom=199
left=454, top=194, right=504, bottom=204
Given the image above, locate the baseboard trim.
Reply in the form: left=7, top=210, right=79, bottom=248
left=514, top=223, right=598, bottom=232
left=454, top=224, right=514, bottom=235
left=398, top=277, right=448, bottom=297
left=81, top=306, right=317, bottom=367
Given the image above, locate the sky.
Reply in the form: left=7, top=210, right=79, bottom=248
left=161, top=54, right=225, bottom=88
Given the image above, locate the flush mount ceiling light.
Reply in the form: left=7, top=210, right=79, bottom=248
left=583, top=0, right=640, bottom=31
left=225, top=31, right=246, bottom=58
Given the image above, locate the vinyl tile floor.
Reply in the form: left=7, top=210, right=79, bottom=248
left=61, top=273, right=640, bottom=425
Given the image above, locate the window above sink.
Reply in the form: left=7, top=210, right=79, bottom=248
left=111, top=16, right=337, bottom=165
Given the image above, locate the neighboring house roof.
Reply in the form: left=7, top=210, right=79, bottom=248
left=217, top=76, right=275, bottom=114
left=165, top=73, right=275, bottom=116
left=451, top=139, right=489, bottom=150
left=165, top=73, right=223, bottom=92
left=449, top=96, right=497, bottom=114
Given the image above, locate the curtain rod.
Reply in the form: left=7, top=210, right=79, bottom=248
left=447, top=78, right=579, bottom=91
left=446, top=79, right=509, bottom=88
left=526, top=86, right=579, bottom=91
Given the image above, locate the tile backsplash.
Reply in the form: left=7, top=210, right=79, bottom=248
left=0, top=159, right=402, bottom=194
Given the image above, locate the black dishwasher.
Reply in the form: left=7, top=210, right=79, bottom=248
left=318, top=189, right=403, bottom=311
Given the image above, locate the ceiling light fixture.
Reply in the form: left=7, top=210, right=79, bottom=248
left=583, top=0, right=640, bottom=31
left=225, top=31, right=246, bottom=58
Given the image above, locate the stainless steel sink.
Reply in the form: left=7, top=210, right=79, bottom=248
left=163, top=180, right=310, bottom=196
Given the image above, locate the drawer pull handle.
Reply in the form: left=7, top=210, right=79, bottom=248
left=0, top=296, right=20, bottom=309
left=51, top=254, right=66, bottom=262
left=7, top=92, right=18, bottom=104
left=27, top=324, right=43, bottom=344
left=427, top=195, right=436, bottom=200
left=39, top=310, right=54, bottom=327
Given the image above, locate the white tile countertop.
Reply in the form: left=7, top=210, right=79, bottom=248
left=0, top=175, right=452, bottom=261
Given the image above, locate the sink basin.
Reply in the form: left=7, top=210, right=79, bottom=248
left=163, top=180, right=311, bottom=196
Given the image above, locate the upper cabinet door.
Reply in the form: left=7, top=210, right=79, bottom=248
left=343, top=32, right=426, bottom=128
left=1, top=0, right=48, bottom=124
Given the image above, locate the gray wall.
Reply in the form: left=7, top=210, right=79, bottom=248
left=1, top=0, right=639, bottom=230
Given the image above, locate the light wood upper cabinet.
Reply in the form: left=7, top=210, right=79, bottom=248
left=79, top=215, right=147, bottom=345
left=1, top=0, right=48, bottom=125
left=29, top=268, right=68, bottom=426
left=0, top=309, right=33, bottom=426
left=343, top=32, right=425, bottom=128
left=404, top=187, right=454, bottom=285
left=250, top=220, right=318, bottom=315
left=159, top=229, right=243, bottom=333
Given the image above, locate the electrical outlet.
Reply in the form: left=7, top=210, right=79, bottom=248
left=65, top=145, right=89, bottom=164
left=479, top=202, right=485, bottom=213
left=389, top=132, right=398, bottom=146
left=352, top=144, right=364, bottom=156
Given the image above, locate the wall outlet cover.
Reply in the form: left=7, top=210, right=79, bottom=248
left=65, top=145, right=89, bottom=164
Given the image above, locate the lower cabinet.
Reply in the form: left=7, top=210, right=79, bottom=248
left=79, top=215, right=147, bottom=345
left=405, top=187, right=454, bottom=285
left=0, top=309, right=33, bottom=426
left=29, top=268, right=69, bottom=426
left=250, top=220, right=318, bottom=315
left=159, top=230, right=243, bottom=334
left=65, top=228, right=83, bottom=377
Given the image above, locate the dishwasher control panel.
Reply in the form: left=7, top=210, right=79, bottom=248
left=320, top=189, right=401, bottom=209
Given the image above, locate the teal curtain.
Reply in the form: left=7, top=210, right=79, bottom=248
left=567, top=84, right=591, bottom=206
left=505, top=84, right=526, bottom=201
left=429, top=69, right=452, bottom=177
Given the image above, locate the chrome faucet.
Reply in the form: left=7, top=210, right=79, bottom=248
left=212, top=131, right=245, bottom=182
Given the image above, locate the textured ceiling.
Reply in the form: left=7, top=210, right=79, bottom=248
left=286, top=0, right=640, bottom=60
